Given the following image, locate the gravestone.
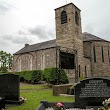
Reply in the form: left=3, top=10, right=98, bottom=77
left=74, top=77, right=110, bottom=108
left=0, top=74, right=24, bottom=104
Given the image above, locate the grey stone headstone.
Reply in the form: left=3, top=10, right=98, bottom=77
left=0, top=74, right=19, bottom=101
left=74, top=77, right=110, bottom=107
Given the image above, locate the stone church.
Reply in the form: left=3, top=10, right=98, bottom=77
left=13, top=3, right=110, bottom=82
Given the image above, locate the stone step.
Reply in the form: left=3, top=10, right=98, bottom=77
left=59, top=94, right=74, bottom=97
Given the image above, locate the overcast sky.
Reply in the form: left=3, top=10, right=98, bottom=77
left=0, top=0, right=110, bottom=54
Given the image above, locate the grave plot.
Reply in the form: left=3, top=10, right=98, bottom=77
left=37, top=77, right=110, bottom=110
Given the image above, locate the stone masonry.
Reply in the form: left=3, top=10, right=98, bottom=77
left=13, top=3, right=110, bottom=82
left=55, top=3, right=84, bottom=77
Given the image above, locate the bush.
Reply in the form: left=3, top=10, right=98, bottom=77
left=24, top=71, right=33, bottom=83
left=30, top=70, right=42, bottom=83
left=34, top=70, right=43, bottom=83
left=0, top=66, right=8, bottom=72
left=15, top=71, right=27, bottom=82
left=15, top=70, right=43, bottom=83
left=43, top=67, right=69, bottom=85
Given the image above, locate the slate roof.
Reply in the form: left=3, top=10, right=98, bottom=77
left=14, top=39, right=57, bottom=55
left=14, top=32, right=109, bottom=55
left=83, top=32, right=108, bottom=42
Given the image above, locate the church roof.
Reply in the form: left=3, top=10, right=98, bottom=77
left=83, top=32, right=108, bottom=42
left=14, top=39, right=57, bottom=55
left=14, top=32, right=109, bottom=55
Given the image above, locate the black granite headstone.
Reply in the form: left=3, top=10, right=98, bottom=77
left=74, top=78, right=110, bottom=108
left=0, top=74, right=24, bottom=104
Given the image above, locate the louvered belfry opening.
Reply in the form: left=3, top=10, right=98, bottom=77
left=61, top=11, right=67, bottom=24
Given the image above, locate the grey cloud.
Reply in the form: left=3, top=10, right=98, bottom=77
left=83, top=23, right=94, bottom=34
left=18, top=30, right=26, bottom=35
left=0, top=26, right=55, bottom=54
left=1, top=34, right=33, bottom=44
left=28, top=25, right=55, bottom=40
left=81, top=0, right=110, bottom=41
left=0, top=1, right=14, bottom=14
left=18, top=30, right=29, bottom=35
left=0, top=38, right=14, bottom=54
left=0, top=38, right=23, bottom=54
left=12, top=35, right=33, bottom=44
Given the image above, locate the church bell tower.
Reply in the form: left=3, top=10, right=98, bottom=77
left=55, top=3, right=84, bottom=77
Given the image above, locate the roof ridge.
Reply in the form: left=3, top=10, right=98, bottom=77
left=28, top=39, right=56, bottom=47
left=14, top=39, right=56, bottom=55
left=83, top=32, right=108, bottom=42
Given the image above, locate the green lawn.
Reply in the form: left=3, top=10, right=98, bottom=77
left=6, top=83, right=74, bottom=110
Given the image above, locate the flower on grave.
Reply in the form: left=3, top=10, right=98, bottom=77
left=53, top=102, right=65, bottom=110
left=98, top=98, right=110, bottom=110
left=20, top=97, right=27, bottom=101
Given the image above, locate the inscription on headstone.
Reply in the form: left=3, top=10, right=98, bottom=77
left=80, top=80, right=110, bottom=98
left=74, top=78, right=110, bottom=107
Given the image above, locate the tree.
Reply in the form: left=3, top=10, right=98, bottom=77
left=0, top=50, right=13, bottom=72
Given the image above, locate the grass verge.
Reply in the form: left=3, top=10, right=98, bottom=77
left=6, top=83, right=74, bottom=110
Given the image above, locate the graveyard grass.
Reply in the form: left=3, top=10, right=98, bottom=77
left=6, top=83, right=74, bottom=110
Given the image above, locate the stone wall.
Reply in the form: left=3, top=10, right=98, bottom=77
left=13, top=48, right=57, bottom=72
left=55, top=3, right=84, bottom=77
left=13, top=46, right=78, bottom=81
left=83, top=40, right=110, bottom=77
left=83, top=41, right=110, bottom=77
left=36, top=48, right=57, bottom=70
left=13, top=3, right=110, bottom=80
left=53, top=83, right=73, bottom=96
left=84, top=57, right=91, bottom=77
left=83, top=41, right=91, bottom=58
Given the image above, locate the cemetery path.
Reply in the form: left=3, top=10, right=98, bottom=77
left=20, top=82, right=49, bottom=86
left=20, top=82, right=52, bottom=92
left=20, top=88, right=51, bottom=92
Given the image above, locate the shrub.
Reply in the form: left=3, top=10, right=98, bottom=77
left=15, top=71, right=27, bottom=82
left=0, top=66, right=8, bottom=72
left=31, top=70, right=42, bottom=83
left=24, top=71, right=33, bottom=83
left=59, top=69, right=69, bottom=84
left=15, top=70, right=43, bottom=83
left=43, top=67, right=69, bottom=85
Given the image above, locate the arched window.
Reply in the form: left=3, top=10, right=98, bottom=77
left=29, top=55, right=32, bottom=70
left=85, top=66, right=87, bottom=78
left=61, top=11, right=67, bottom=24
left=18, top=58, right=21, bottom=71
left=75, top=11, right=79, bottom=25
left=93, top=46, right=96, bottom=62
left=41, top=55, right=45, bottom=70
left=101, top=46, right=104, bottom=63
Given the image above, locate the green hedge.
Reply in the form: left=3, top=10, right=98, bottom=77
left=15, top=70, right=42, bottom=84
left=43, top=68, right=69, bottom=85
left=15, top=68, right=68, bottom=84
